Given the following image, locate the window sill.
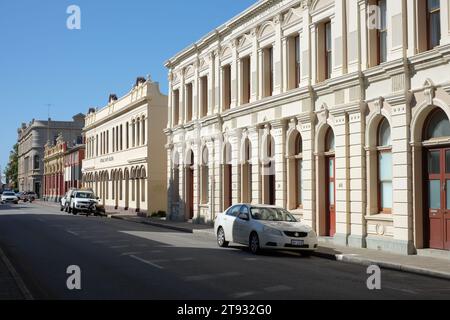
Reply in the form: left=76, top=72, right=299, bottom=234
left=365, top=214, right=393, bottom=222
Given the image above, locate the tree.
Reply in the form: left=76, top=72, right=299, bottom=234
left=4, top=144, right=19, bottom=191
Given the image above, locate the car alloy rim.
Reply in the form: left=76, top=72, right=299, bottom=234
left=218, top=229, right=224, bottom=245
left=251, top=235, right=258, bottom=252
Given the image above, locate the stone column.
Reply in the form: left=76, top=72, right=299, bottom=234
left=298, top=113, right=315, bottom=228
left=250, top=28, right=259, bottom=103
left=333, top=111, right=350, bottom=246
left=208, top=52, right=216, bottom=115
left=248, top=126, right=261, bottom=204
left=231, top=40, right=239, bottom=109
left=273, top=14, right=283, bottom=95
left=385, top=99, right=414, bottom=254
left=348, top=108, right=366, bottom=248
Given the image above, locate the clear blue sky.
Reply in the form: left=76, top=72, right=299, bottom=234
left=0, top=0, right=256, bottom=174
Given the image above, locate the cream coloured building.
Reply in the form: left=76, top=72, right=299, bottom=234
left=82, top=77, right=168, bottom=216
left=165, top=0, right=450, bottom=254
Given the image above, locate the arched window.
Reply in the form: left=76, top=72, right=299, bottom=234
left=326, top=128, right=335, bottom=152
left=223, top=143, right=233, bottom=209
left=241, top=139, right=252, bottom=203
left=262, top=135, right=276, bottom=205
left=201, top=147, right=209, bottom=204
left=425, top=109, right=450, bottom=140
left=378, top=118, right=392, bottom=213
left=132, top=120, right=136, bottom=147
left=141, top=168, right=146, bottom=203
left=295, top=133, right=303, bottom=208
left=142, top=117, right=146, bottom=145
left=126, top=122, right=130, bottom=149
left=136, top=118, right=141, bottom=146
left=34, top=155, right=40, bottom=170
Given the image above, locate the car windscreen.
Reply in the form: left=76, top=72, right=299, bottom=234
left=250, top=207, right=297, bottom=222
left=3, top=192, right=15, bottom=196
left=75, top=192, right=95, bottom=199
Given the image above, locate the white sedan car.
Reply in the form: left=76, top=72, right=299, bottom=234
left=1, top=191, right=19, bottom=204
left=214, top=204, right=318, bottom=256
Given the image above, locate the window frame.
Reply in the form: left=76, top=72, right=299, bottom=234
left=377, top=0, right=388, bottom=64
left=427, top=0, right=441, bottom=50
left=377, top=119, right=393, bottom=214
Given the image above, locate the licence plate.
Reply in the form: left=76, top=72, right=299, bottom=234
left=291, top=240, right=304, bottom=246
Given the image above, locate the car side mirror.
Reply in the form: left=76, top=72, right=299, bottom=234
left=239, top=213, right=250, bottom=221
left=96, top=197, right=100, bottom=200
left=70, top=195, right=75, bottom=198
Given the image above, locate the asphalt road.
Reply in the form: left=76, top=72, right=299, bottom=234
left=0, top=202, right=449, bottom=300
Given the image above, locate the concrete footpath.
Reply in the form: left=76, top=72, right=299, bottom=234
left=110, top=214, right=450, bottom=281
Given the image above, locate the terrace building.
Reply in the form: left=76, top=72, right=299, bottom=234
left=82, top=77, right=168, bottom=216
left=165, top=0, right=450, bottom=254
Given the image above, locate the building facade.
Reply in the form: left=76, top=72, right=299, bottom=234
left=64, top=144, right=85, bottom=191
left=165, top=0, right=450, bottom=254
left=43, top=134, right=85, bottom=202
left=43, top=134, right=67, bottom=202
left=17, top=114, right=85, bottom=197
left=82, top=78, right=168, bottom=216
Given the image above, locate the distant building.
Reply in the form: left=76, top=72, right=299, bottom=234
left=43, top=133, right=85, bottom=202
left=82, top=78, right=167, bottom=216
left=17, top=114, right=85, bottom=197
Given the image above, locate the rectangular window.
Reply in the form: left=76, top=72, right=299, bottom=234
left=126, top=122, right=129, bottom=149
left=241, top=57, right=251, bottom=105
left=112, top=127, right=115, bottom=152
left=427, top=0, right=441, bottom=49
left=378, top=0, right=387, bottom=64
left=200, top=76, right=208, bottom=117
left=120, top=124, right=123, bottom=150
left=378, top=152, right=393, bottom=211
left=185, top=83, right=193, bottom=122
left=325, top=21, right=332, bottom=80
left=173, top=89, right=180, bottom=126
left=222, top=65, right=231, bottom=110
left=263, top=46, right=274, bottom=97
left=295, top=35, right=301, bottom=88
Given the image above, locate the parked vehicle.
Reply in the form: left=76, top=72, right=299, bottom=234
left=1, top=191, right=19, bottom=204
left=214, top=204, right=318, bottom=256
left=60, top=189, right=78, bottom=212
left=20, top=191, right=37, bottom=202
left=67, top=189, right=103, bottom=216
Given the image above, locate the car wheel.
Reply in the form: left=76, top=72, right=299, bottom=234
left=217, top=227, right=229, bottom=248
left=249, top=232, right=261, bottom=255
left=72, top=208, right=78, bottom=215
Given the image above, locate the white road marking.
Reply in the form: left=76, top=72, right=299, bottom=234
left=66, top=230, right=79, bottom=236
left=244, top=258, right=259, bottom=261
left=121, top=252, right=142, bottom=256
left=231, top=292, right=257, bottom=298
left=110, top=245, right=131, bottom=249
left=184, top=272, right=241, bottom=282
left=175, top=257, right=194, bottom=262
left=129, top=255, right=164, bottom=270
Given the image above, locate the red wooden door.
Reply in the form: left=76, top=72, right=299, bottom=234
left=426, top=149, right=450, bottom=250
left=326, top=156, right=336, bottom=237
